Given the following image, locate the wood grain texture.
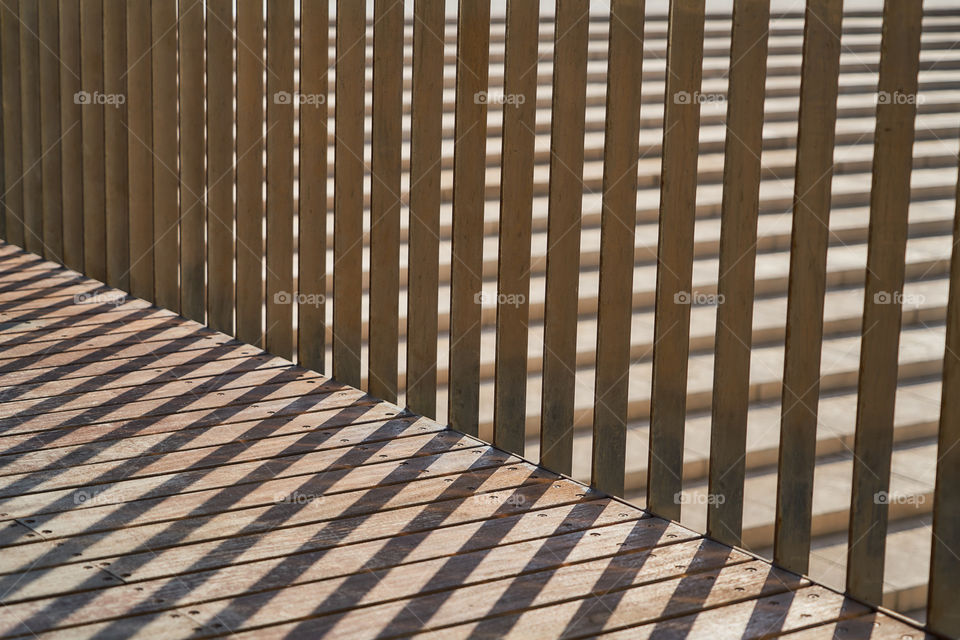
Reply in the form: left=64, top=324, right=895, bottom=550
left=38, top=0, right=63, bottom=263
left=367, top=0, right=404, bottom=403
left=448, top=0, right=491, bottom=436
left=58, top=0, right=82, bottom=271
left=206, top=0, right=234, bottom=334
left=591, top=0, right=645, bottom=497
left=333, top=0, right=365, bottom=387
left=0, top=0, right=22, bottom=249
left=846, top=0, right=923, bottom=606
left=773, top=0, right=844, bottom=575
left=80, top=0, right=105, bottom=281
left=646, top=0, right=706, bottom=520
left=178, top=0, right=205, bottom=322
left=929, top=167, right=960, bottom=640
left=706, top=0, right=770, bottom=545
left=404, top=0, right=445, bottom=419
left=18, top=0, right=42, bottom=255
left=151, top=0, right=178, bottom=311
left=125, top=0, right=153, bottom=300
left=264, top=0, right=294, bottom=358
left=296, top=0, right=328, bottom=373
left=103, top=0, right=128, bottom=290
left=493, top=0, right=539, bottom=456
left=235, top=0, right=264, bottom=347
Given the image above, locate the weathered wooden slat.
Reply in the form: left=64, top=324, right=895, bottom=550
left=367, top=0, right=404, bottom=402
left=448, top=0, right=491, bottom=436
left=591, top=0, right=645, bottom=497
left=296, top=0, right=328, bottom=373
left=151, top=0, right=178, bottom=311
left=333, top=0, right=365, bottom=387
left=125, top=0, right=151, bottom=300
left=773, top=0, right=844, bottom=575
left=18, top=0, right=42, bottom=255
left=492, top=0, right=539, bottom=457
left=58, top=0, right=82, bottom=271
left=928, top=163, right=960, bottom=640
left=206, top=0, right=233, bottom=334
left=235, top=0, right=264, bottom=347
left=404, top=0, right=445, bottom=419
left=538, top=0, right=590, bottom=475
left=846, top=0, right=923, bottom=606
left=80, top=0, right=105, bottom=281
left=178, top=0, right=205, bottom=322
left=38, top=0, right=63, bottom=263
left=646, top=0, right=706, bottom=520
left=264, top=0, right=295, bottom=359
left=0, top=0, right=22, bottom=248
left=706, top=0, right=770, bottom=545
left=103, top=0, right=128, bottom=290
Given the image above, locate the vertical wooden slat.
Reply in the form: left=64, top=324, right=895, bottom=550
left=405, top=0, right=445, bottom=418
left=773, top=0, right=844, bottom=575
left=59, top=0, right=83, bottom=271
left=206, top=0, right=234, bottom=334
left=846, top=0, right=923, bottom=606
left=80, top=0, right=105, bottom=280
left=20, top=0, right=43, bottom=255
left=333, top=0, right=365, bottom=387
left=0, top=27, right=3, bottom=242
left=590, top=0, right=645, bottom=497
left=126, top=0, right=152, bottom=300
left=236, top=0, right=264, bottom=346
left=492, top=0, right=539, bottom=456
left=928, top=164, right=960, bottom=640
left=39, top=0, right=63, bottom=262
left=151, top=0, right=178, bottom=311
left=103, top=0, right=128, bottom=289
left=264, top=0, right=294, bottom=359
left=448, top=0, right=491, bottom=436
left=296, top=0, right=328, bottom=373
left=538, top=0, right=589, bottom=475
left=367, top=0, right=403, bottom=403
left=179, top=0, right=205, bottom=321
left=646, top=0, right=706, bottom=520
left=0, top=0, right=23, bottom=249
left=705, top=0, right=770, bottom=546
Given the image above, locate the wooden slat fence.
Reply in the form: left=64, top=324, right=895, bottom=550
left=0, top=0, right=956, bottom=634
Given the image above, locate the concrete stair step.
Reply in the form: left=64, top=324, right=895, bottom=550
left=802, top=515, right=934, bottom=614
left=675, top=439, right=936, bottom=554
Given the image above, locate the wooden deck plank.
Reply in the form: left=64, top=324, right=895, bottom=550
left=0, top=501, right=648, bottom=603
left=0, top=244, right=928, bottom=639
left=3, top=526, right=715, bottom=637
left=2, top=462, right=567, bottom=570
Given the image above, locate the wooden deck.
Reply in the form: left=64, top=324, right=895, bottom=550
left=0, top=242, right=933, bottom=639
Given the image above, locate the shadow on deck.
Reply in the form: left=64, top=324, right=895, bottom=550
left=0, top=243, right=931, bottom=638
